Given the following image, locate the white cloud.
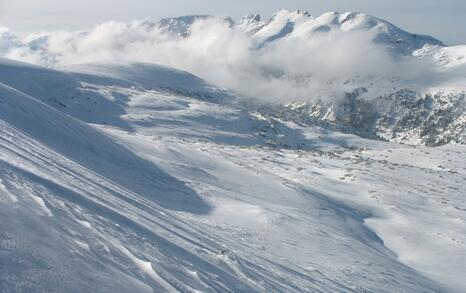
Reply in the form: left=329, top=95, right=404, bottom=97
left=0, top=16, right=462, bottom=104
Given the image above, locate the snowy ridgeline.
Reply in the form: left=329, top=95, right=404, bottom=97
left=0, top=56, right=465, bottom=293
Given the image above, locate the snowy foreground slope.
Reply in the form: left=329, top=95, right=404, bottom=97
left=0, top=58, right=465, bottom=293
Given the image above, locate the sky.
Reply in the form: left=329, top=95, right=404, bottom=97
left=0, top=0, right=465, bottom=45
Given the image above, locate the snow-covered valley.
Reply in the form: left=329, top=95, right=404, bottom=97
left=0, top=9, right=466, bottom=293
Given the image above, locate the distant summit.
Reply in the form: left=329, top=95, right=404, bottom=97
left=157, top=10, right=443, bottom=54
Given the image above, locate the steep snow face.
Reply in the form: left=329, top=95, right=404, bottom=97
left=280, top=88, right=466, bottom=146
left=238, top=14, right=265, bottom=35
left=1, top=59, right=465, bottom=292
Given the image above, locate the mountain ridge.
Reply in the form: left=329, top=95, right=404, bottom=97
left=156, top=10, right=444, bottom=54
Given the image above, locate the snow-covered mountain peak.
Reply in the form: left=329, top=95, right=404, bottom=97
left=241, top=13, right=261, bottom=22
left=239, top=14, right=264, bottom=34
left=158, top=15, right=234, bottom=36
left=157, top=15, right=211, bottom=36
left=250, top=10, right=443, bottom=54
left=269, top=9, right=312, bottom=21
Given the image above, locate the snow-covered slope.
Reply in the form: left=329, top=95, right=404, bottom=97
left=415, top=44, right=466, bottom=68
left=0, top=59, right=465, bottom=292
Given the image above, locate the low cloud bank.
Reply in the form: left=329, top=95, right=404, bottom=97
left=0, top=16, right=463, bottom=103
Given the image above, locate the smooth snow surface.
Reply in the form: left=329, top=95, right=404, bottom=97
left=0, top=58, right=464, bottom=292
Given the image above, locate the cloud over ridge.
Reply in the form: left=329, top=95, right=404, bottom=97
left=0, top=10, right=464, bottom=103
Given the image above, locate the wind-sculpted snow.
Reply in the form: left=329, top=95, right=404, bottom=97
left=1, top=59, right=465, bottom=292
